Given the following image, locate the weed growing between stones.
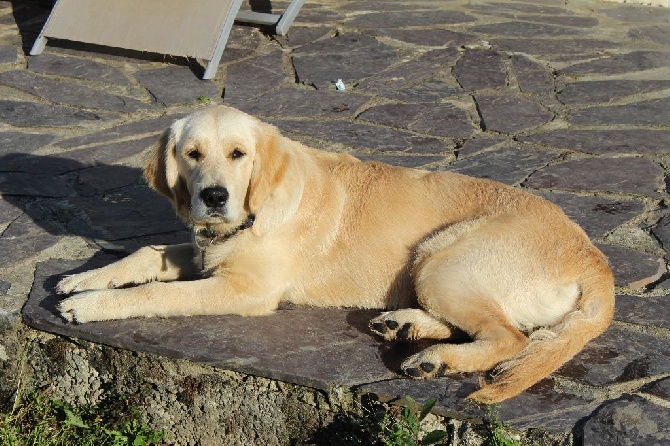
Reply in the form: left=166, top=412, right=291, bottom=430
left=483, top=405, right=519, bottom=446
left=377, top=396, right=448, bottom=446
left=0, top=389, right=164, bottom=445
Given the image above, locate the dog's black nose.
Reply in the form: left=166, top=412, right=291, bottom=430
left=200, top=186, right=229, bottom=208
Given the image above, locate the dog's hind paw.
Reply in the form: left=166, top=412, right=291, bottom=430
left=401, top=354, right=447, bottom=379
left=369, top=312, right=416, bottom=341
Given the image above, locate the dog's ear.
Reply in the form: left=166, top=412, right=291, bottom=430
left=247, top=122, right=289, bottom=212
left=144, top=124, right=191, bottom=220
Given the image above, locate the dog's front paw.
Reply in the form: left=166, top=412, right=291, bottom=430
left=401, top=353, right=447, bottom=379
left=56, top=270, right=119, bottom=295
left=57, top=292, right=108, bottom=323
left=369, top=312, right=416, bottom=341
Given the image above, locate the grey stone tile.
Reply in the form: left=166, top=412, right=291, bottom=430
left=372, top=29, right=476, bottom=47
left=582, top=395, right=670, bottom=445
left=0, top=131, right=56, bottom=155
left=0, top=198, right=23, bottom=227
left=358, top=103, right=476, bottom=139
left=274, top=26, right=332, bottom=48
left=28, top=54, right=131, bottom=85
left=539, top=192, right=644, bottom=239
left=475, top=95, right=553, bottom=133
left=516, top=15, right=599, bottom=28
left=0, top=45, right=17, bottom=63
left=0, top=100, right=118, bottom=127
left=235, top=88, right=368, bottom=119
left=135, top=66, right=220, bottom=106
left=466, top=2, right=573, bottom=15
left=453, top=49, right=507, bottom=91
left=492, top=38, right=619, bottom=56
left=224, top=51, right=288, bottom=102
left=569, top=98, right=670, bottom=126
left=58, top=136, right=157, bottom=167
left=378, top=80, right=465, bottom=103
left=24, top=258, right=397, bottom=389
left=641, top=377, right=670, bottom=400
left=558, top=325, right=670, bottom=386
left=346, top=10, right=476, bottom=28
left=65, top=186, right=185, bottom=241
left=523, top=157, right=664, bottom=197
left=77, top=165, right=143, bottom=196
left=445, top=146, right=560, bottom=185
left=615, top=295, right=670, bottom=329
left=0, top=70, right=150, bottom=113
left=598, top=244, right=664, bottom=288
left=519, top=129, right=670, bottom=155
left=562, top=51, right=670, bottom=75
left=471, top=22, right=583, bottom=38
left=457, top=136, right=507, bottom=158
left=0, top=153, right=83, bottom=176
left=56, top=114, right=182, bottom=149
left=650, top=213, right=670, bottom=256
left=292, top=33, right=398, bottom=89
left=356, top=155, right=446, bottom=169
left=274, top=119, right=449, bottom=154
left=603, top=5, right=670, bottom=23
left=0, top=280, right=9, bottom=294
left=510, top=55, right=554, bottom=94
left=629, top=25, right=670, bottom=45
left=0, top=212, right=63, bottom=268
left=0, top=172, right=71, bottom=197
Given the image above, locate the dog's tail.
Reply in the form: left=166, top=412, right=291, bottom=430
left=467, top=258, right=615, bottom=404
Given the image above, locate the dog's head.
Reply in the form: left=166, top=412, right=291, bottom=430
left=144, top=106, right=288, bottom=231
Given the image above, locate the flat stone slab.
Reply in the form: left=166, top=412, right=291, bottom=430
left=614, top=295, right=670, bottom=329
left=0, top=131, right=56, bottom=154
left=558, top=80, right=670, bottom=104
left=445, top=146, right=560, bottom=185
left=598, top=244, right=664, bottom=289
left=28, top=53, right=131, bottom=85
left=292, top=34, right=398, bottom=89
left=471, top=22, right=584, bottom=38
left=453, top=49, right=507, bottom=91
left=346, top=10, right=476, bottom=28
left=519, top=129, right=670, bottom=155
left=561, top=51, right=670, bottom=75
left=0, top=100, right=118, bottom=127
left=0, top=210, right=63, bottom=268
left=135, top=66, right=220, bottom=106
left=569, top=98, right=670, bottom=126
left=224, top=51, right=287, bottom=102
left=235, top=88, right=368, bottom=119
left=523, top=157, right=664, bottom=197
left=510, top=55, right=554, bottom=94
left=492, top=38, right=619, bottom=56
left=475, top=95, right=553, bottom=133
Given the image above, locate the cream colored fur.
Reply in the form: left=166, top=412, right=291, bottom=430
left=57, top=106, right=615, bottom=403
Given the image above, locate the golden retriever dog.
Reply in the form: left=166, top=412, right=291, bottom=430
left=57, top=106, right=615, bottom=403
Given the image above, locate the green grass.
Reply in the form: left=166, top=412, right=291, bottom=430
left=377, top=396, right=448, bottom=446
left=0, top=390, right=164, bottom=446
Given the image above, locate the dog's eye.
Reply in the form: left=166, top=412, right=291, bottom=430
left=186, top=149, right=202, bottom=161
left=230, top=149, right=245, bottom=160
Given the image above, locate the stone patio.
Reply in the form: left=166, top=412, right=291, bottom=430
left=1, top=0, right=670, bottom=444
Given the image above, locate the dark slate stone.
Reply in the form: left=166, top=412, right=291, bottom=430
left=598, top=244, right=664, bottom=288
left=28, top=54, right=130, bottom=85
left=519, top=129, right=670, bottom=155
left=0, top=213, right=63, bottom=268
left=372, top=29, right=476, bottom=47
left=24, top=259, right=400, bottom=390
left=641, top=377, right=670, bottom=400
left=234, top=88, right=368, bottom=119
left=471, top=22, right=583, bottom=38
left=466, top=2, right=573, bottom=15
left=77, top=165, right=143, bottom=196
left=457, top=136, right=507, bottom=158
left=651, top=213, right=670, bottom=254
left=358, top=103, right=476, bottom=139
left=59, top=136, right=157, bottom=167
left=516, top=15, right=599, bottom=28
left=510, top=55, right=554, bottom=94
left=559, top=80, right=670, bottom=104
left=357, top=48, right=460, bottom=94
left=629, top=25, right=670, bottom=45
left=0, top=45, right=17, bottom=63
left=356, top=155, right=446, bottom=169
left=275, top=120, right=449, bottom=154
left=453, top=49, right=507, bottom=91
left=292, top=33, right=398, bottom=89
left=562, top=51, right=670, bottom=75
left=135, top=66, right=220, bottom=106
left=569, top=98, right=670, bottom=126
left=0, top=131, right=56, bottom=155
left=292, top=6, right=344, bottom=25
left=558, top=325, right=670, bottom=386
left=379, top=80, right=465, bottom=103
left=274, top=26, right=332, bottom=48
left=539, top=192, right=644, bottom=239
left=475, top=95, right=553, bottom=133
left=224, top=51, right=287, bottom=102
left=523, top=157, right=664, bottom=197
left=346, top=10, right=476, bottom=28
left=339, top=2, right=421, bottom=12
left=615, top=295, right=670, bottom=329
left=0, top=100, right=117, bottom=127
left=65, top=186, right=185, bottom=241
left=0, top=153, right=84, bottom=176
left=0, top=198, right=23, bottom=226
left=582, top=395, right=670, bottom=445
left=0, top=280, right=9, bottom=294
left=445, top=146, right=560, bottom=185
left=0, top=172, right=71, bottom=197
left=56, top=114, right=182, bottom=149
left=0, top=70, right=150, bottom=113
left=603, top=6, right=670, bottom=24
left=491, top=38, right=619, bottom=56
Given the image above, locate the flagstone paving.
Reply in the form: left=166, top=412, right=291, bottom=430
left=2, top=0, right=670, bottom=443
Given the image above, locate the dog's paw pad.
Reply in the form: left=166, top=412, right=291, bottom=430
left=369, top=313, right=412, bottom=341
left=402, top=356, right=446, bottom=379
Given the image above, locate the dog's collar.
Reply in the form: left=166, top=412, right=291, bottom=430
left=193, top=214, right=255, bottom=267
